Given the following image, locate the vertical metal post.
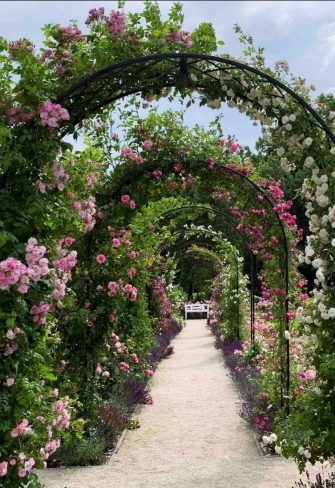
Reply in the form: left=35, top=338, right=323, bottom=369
left=250, top=254, right=255, bottom=343
left=236, top=259, right=240, bottom=341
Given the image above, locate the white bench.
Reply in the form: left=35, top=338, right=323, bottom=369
left=184, top=303, right=209, bottom=319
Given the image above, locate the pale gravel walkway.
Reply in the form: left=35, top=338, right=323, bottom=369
left=38, top=319, right=318, bottom=488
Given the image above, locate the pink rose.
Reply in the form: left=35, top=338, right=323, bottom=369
left=112, top=238, right=121, bottom=248
left=229, top=142, right=240, bottom=153
left=18, top=468, right=27, bottom=478
left=6, top=377, right=15, bottom=387
left=145, top=369, right=154, bottom=378
left=96, top=254, right=106, bottom=264
left=64, top=236, right=75, bottom=246
left=133, top=155, right=143, bottom=165
left=299, top=369, right=316, bottom=381
left=121, top=194, right=130, bottom=204
left=5, top=329, right=16, bottom=340
left=95, top=364, right=102, bottom=375
left=127, top=267, right=137, bottom=279
left=143, top=140, right=153, bottom=150
left=0, top=461, right=8, bottom=477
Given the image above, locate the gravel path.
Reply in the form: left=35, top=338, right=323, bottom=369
left=38, top=319, right=318, bottom=488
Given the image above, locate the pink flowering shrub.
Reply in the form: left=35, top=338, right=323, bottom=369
left=106, top=11, right=126, bottom=38
left=38, top=101, right=70, bottom=128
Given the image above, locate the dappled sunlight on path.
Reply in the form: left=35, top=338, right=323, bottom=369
left=38, top=319, right=318, bottom=488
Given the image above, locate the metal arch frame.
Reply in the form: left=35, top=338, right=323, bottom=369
left=220, top=165, right=291, bottom=402
left=56, top=53, right=335, bottom=151
left=155, top=203, right=256, bottom=343
left=215, top=163, right=291, bottom=410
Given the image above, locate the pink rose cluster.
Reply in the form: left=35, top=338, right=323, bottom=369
left=0, top=238, right=50, bottom=294
left=73, top=196, right=97, bottom=232
left=299, top=369, right=316, bottom=382
left=172, top=162, right=184, bottom=174
left=51, top=162, right=70, bottom=191
left=153, top=277, right=171, bottom=327
left=106, top=11, right=126, bottom=38
left=26, top=238, right=50, bottom=281
left=273, top=200, right=297, bottom=230
left=53, top=250, right=77, bottom=272
left=268, top=180, right=284, bottom=202
left=219, top=137, right=240, bottom=153
left=127, top=267, right=137, bottom=279
left=0, top=257, right=28, bottom=293
left=95, top=363, right=110, bottom=378
left=112, top=333, right=128, bottom=354
left=51, top=397, right=71, bottom=430
left=85, top=7, right=105, bottom=25
left=166, top=31, right=193, bottom=47
left=39, top=101, right=70, bottom=128
left=11, top=419, right=32, bottom=438
left=2, top=327, right=22, bottom=358
left=52, top=242, right=78, bottom=301
left=121, top=147, right=143, bottom=166
left=108, top=281, right=120, bottom=297
left=119, top=361, right=130, bottom=373
left=152, top=169, right=163, bottom=180
left=58, top=25, right=83, bottom=44
left=30, top=302, right=50, bottom=325
left=121, top=194, right=136, bottom=209
left=124, top=283, right=138, bottom=302
left=0, top=453, right=36, bottom=479
left=6, top=107, right=35, bottom=125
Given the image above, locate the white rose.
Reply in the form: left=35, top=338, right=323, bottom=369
left=303, top=137, right=313, bottom=147
left=304, top=156, right=314, bottom=168
left=269, top=433, right=277, bottom=443
left=328, top=308, right=335, bottom=318
left=284, top=330, right=291, bottom=340
left=304, top=450, right=312, bottom=459
left=316, top=195, right=329, bottom=207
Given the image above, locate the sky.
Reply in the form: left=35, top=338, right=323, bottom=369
left=1, top=1, right=335, bottom=149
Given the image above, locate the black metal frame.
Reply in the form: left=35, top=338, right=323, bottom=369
left=57, top=53, right=335, bottom=155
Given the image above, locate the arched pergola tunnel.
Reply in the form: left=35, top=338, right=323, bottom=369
left=1, top=10, right=335, bottom=482
left=128, top=196, right=292, bottom=412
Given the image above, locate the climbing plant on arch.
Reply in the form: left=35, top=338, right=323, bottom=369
left=0, top=2, right=335, bottom=484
